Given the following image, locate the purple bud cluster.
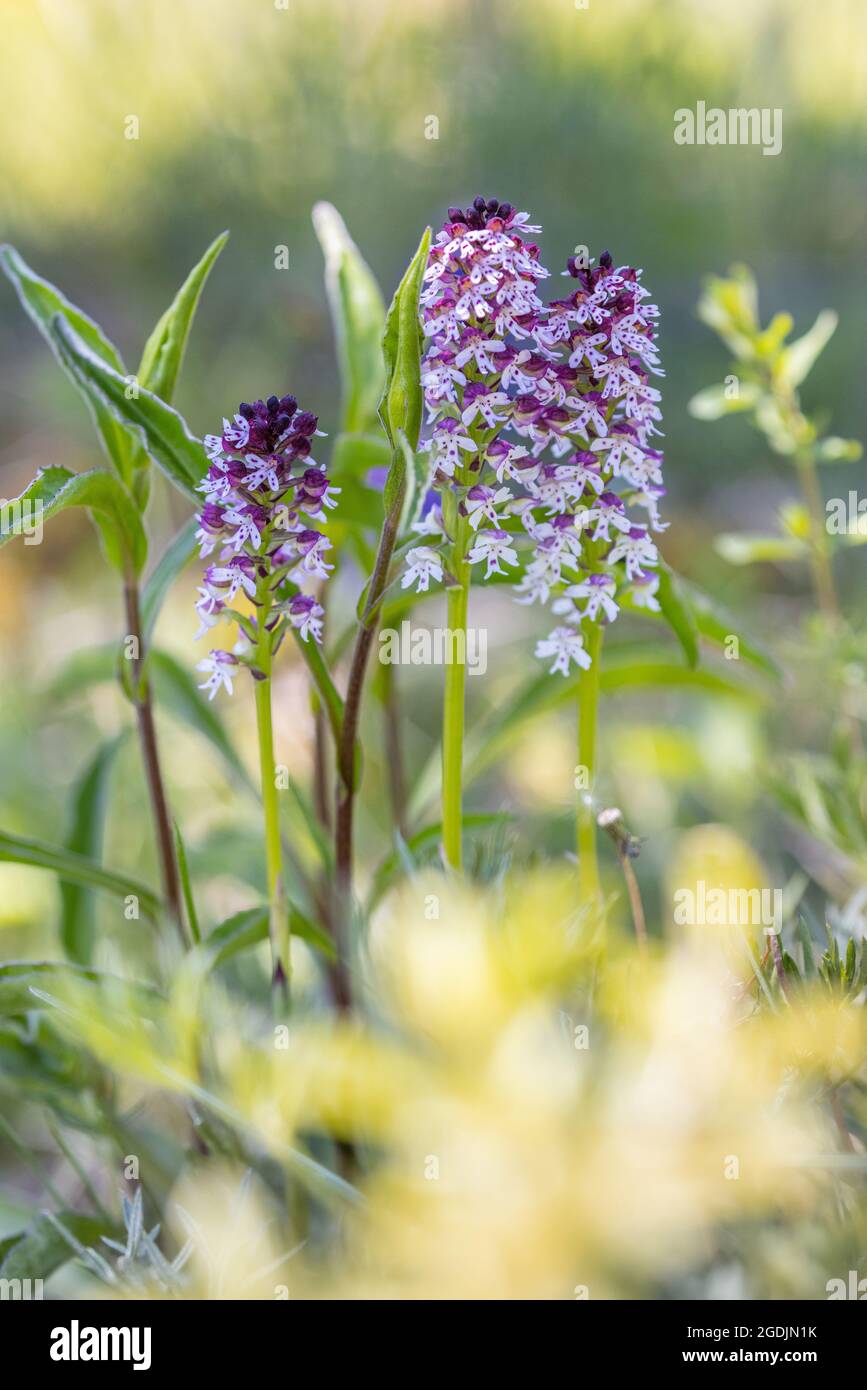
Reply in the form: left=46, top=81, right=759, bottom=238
left=406, top=198, right=666, bottom=676
left=194, top=394, right=338, bottom=698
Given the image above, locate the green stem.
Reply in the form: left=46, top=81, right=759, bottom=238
left=577, top=620, right=603, bottom=902
left=442, top=513, right=470, bottom=871
left=124, top=581, right=185, bottom=945
left=795, top=448, right=838, bottom=624
left=254, top=613, right=288, bottom=991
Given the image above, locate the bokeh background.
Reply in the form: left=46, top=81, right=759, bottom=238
left=2, top=0, right=867, bottom=1302
left=1, top=0, right=866, bottom=963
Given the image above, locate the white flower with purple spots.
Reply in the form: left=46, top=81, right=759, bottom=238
left=194, top=392, right=337, bottom=695
left=402, top=546, right=444, bottom=593
left=535, top=626, right=593, bottom=677
left=197, top=650, right=239, bottom=700
left=404, top=202, right=667, bottom=673
left=467, top=528, right=519, bottom=578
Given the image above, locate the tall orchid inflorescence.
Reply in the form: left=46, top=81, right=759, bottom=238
left=406, top=196, right=666, bottom=676
left=194, top=393, right=338, bottom=698
left=193, top=391, right=338, bottom=990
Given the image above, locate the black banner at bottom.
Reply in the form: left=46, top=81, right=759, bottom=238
left=3, top=1296, right=861, bottom=1373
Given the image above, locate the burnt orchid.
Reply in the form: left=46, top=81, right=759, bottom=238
left=195, top=393, right=336, bottom=687
left=410, top=197, right=665, bottom=887
left=194, top=391, right=338, bottom=989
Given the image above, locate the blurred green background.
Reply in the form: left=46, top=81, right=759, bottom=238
left=1, top=0, right=866, bottom=943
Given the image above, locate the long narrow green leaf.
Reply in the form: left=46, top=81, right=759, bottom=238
left=368, top=813, right=516, bottom=908
left=0, top=244, right=133, bottom=484
left=0, top=961, right=161, bottom=1018
left=0, top=1209, right=115, bottom=1282
left=313, top=204, right=386, bottom=434
left=204, top=904, right=336, bottom=968
left=680, top=580, right=781, bottom=679
left=60, top=738, right=123, bottom=964
left=148, top=650, right=253, bottom=790
left=292, top=637, right=345, bottom=751
left=378, top=226, right=431, bottom=450
left=50, top=317, right=207, bottom=501
left=0, top=466, right=146, bottom=576
left=655, top=564, right=699, bottom=668
left=777, top=309, right=838, bottom=390
left=141, top=516, right=199, bottom=641
left=0, top=830, right=160, bottom=919
left=408, top=647, right=763, bottom=820
left=173, top=821, right=201, bottom=946
left=43, top=642, right=254, bottom=792
left=716, top=532, right=806, bottom=565
left=138, top=232, right=229, bottom=404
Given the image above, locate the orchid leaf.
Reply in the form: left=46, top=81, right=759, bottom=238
left=0, top=465, right=146, bottom=576
left=60, top=738, right=123, bottom=965
left=313, top=203, right=386, bottom=435
left=0, top=244, right=133, bottom=485
left=138, top=232, right=228, bottom=405
left=378, top=226, right=431, bottom=450
left=0, top=830, right=160, bottom=919
left=50, top=317, right=207, bottom=501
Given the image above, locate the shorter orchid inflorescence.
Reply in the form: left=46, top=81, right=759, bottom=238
left=406, top=197, right=666, bottom=676
left=193, top=393, right=338, bottom=698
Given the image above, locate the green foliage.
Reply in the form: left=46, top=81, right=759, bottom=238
left=655, top=564, right=699, bottom=668
left=59, top=739, right=123, bottom=964
left=0, top=243, right=134, bottom=484
left=378, top=226, right=431, bottom=451
left=0, top=465, right=147, bottom=576
left=173, top=821, right=201, bottom=946
left=50, top=317, right=207, bottom=501
left=137, top=233, right=228, bottom=406
left=0, top=830, right=161, bottom=918
left=313, top=203, right=385, bottom=435
left=140, top=516, right=199, bottom=640
left=204, top=903, right=336, bottom=967
left=0, top=1210, right=115, bottom=1284
left=691, top=264, right=861, bottom=467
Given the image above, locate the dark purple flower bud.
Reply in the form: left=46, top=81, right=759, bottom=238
left=296, top=528, right=323, bottom=551
left=199, top=502, right=225, bottom=533
left=513, top=393, right=543, bottom=424
left=289, top=593, right=316, bottom=617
